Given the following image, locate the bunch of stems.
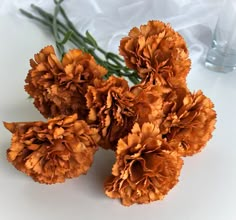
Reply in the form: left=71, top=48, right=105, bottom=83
left=20, top=0, right=140, bottom=84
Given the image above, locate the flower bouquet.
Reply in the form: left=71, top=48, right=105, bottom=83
left=3, top=0, right=216, bottom=206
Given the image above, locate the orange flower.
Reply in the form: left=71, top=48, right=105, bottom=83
left=86, top=76, right=137, bottom=150
left=25, top=46, right=63, bottom=118
left=131, top=81, right=216, bottom=156
left=131, top=79, right=171, bottom=126
left=104, top=123, right=183, bottom=206
left=161, top=89, right=216, bottom=156
left=119, top=20, right=191, bottom=87
left=25, top=46, right=107, bottom=119
left=4, top=114, right=100, bottom=184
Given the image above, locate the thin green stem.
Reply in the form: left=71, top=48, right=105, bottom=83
left=58, top=5, right=129, bottom=67
left=20, top=9, right=51, bottom=26
left=20, top=2, right=140, bottom=84
left=53, top=2, right=65, bottom=56
left=31, top=4, right=89, bottom=50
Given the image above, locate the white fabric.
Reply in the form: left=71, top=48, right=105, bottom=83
left=0, top=0, right=224, bottom=63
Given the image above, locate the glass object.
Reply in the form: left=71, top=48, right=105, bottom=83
left=205, top=0, right=236, bottom=73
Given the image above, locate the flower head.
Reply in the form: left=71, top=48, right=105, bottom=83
left=131, top=80, right=171, bottom=126
left=119, top=20, right=191, bottom=87
left=25, top=46, right=107, bottom=119
left=86, top=76, right=137, bottom=150
left=104, top=123, right=183, bottom=206
left=161, top=89, right=216, bottom=156
left=4, top=114, right=100, bottom=184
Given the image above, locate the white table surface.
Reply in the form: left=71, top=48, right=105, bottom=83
left=0, top=2, right=236, bottom=220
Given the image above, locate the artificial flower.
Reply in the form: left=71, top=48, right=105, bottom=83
left=104, top=123, right=183, bottom=206
left=161, top=89, right=216, bottom=156
left=119, top=20, right=191, bottom=87
left=25, top=46, right=107, bottom=119
left=4, top=114, right=100, bottom=184
left=131, top=78, right=171, bottom=126
left=86, top=76, right=137, bottom=150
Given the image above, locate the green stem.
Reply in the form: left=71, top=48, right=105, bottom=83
left=59, top=5, right=130, bottom=72
left=20, top=2, right=140, bottom=84
left=53, top=2, right=65, bottom=57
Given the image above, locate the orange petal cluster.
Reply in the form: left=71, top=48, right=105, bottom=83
left=131, top=82, right=216, bottom=156
left=119, top=20, right=191, bottom=87
left=161, top=89, right=216, bottom=156
left=25, top=46, right=107, bottom=119
left=104, top=123, right=183, bottom=206
left=131, top=81, right=170, bottom=126
left=86, top=76, right=137, bottom=150
left=4, top=114, right=100, bottom=184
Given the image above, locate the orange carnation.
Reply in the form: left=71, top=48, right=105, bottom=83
left=25, top=46, right=107, bottom=119
left=119, top=20, right=191, bottom=87
left=86, top=76, right=137, bottom=150
left=161, top=89, right=216, bottom=156
left=104, top=123, right=183, bottom=206
left=4, top=114, right=100, bottom=184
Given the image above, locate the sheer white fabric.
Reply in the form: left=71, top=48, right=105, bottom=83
left=0, top=0, right=224, bottom=63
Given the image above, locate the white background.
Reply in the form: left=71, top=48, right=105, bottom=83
left=0, top=1, right=235, bottom=219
